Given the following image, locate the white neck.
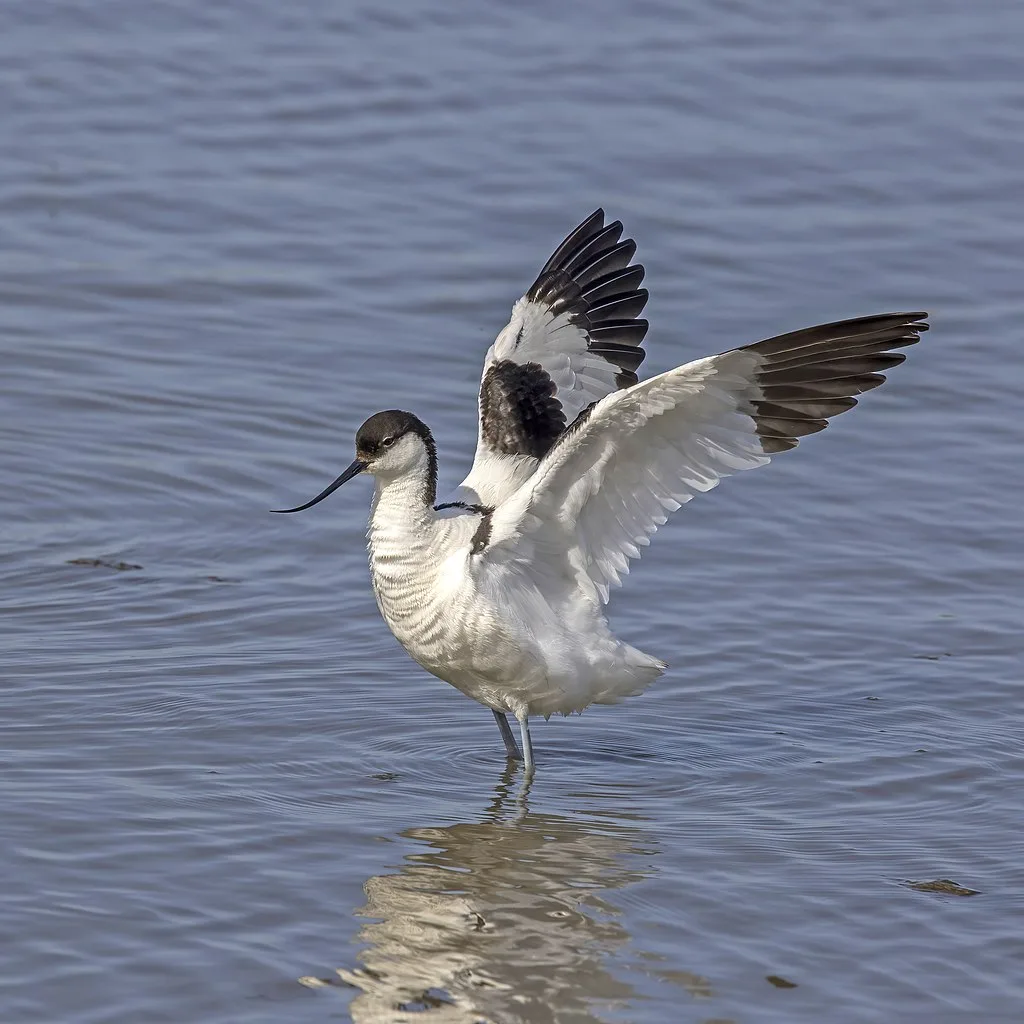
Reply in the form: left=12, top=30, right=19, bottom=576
left=366, top=462, right=443, bottom=638
left=366, top=434, right=440, bottom=555
left=369, top=467, right=435, bottom=535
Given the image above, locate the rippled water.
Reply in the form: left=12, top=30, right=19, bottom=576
left=3, top=2, right=1023, bottom=1021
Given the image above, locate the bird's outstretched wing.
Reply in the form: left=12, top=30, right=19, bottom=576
left=457, top=210, right=650, bottom=507
left=480, top=312, right=928, bottom=603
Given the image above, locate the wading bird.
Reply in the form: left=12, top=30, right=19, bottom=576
left=275, top=210, right=926, bottom=773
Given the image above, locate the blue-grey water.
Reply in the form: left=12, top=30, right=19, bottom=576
left=2, top=2, right=1023, bottom=1022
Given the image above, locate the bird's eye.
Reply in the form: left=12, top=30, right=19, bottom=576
left=382, top=436, right=396, bottom=448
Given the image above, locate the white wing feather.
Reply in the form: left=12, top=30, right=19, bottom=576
left=481, top=310, right=928, bottom=603
left=488, top=295, right=626, bottom=425
left=484, top=350, right=769, bottom=603
left=454, top=297, right=622, bottom=507
left=456, top=210, right=649, bottom=507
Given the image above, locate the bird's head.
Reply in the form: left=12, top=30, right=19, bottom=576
left=272, top=409, right=436, bottom=513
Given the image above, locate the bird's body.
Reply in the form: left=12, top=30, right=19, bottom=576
left=366, top=473, right=663, bottom=721
left=275, top=210, right=927, bottom=772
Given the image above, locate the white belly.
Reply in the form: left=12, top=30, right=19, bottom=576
left=370, top=553, right=543, bottom=713
left=365, top=502, right=664, bottom=718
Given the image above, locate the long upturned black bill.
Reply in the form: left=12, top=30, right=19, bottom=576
left=271, top=459, right=367, bottom=513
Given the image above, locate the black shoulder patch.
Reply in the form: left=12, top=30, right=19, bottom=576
left=545, top=400, right=598, bottom=459
left=433, top=501, right=496, bottom=554
left=564, top=400, right=597, bottom=436
left=470, top=511, right=492, bottom=555
left=480, top=359, right=567, bottom=460
left=434, top=500, right=493, bottom=515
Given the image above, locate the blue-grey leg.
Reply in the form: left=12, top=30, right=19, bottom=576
left=492, top=709, right=522, bottom=760
left=516, top=713, right=535, bottom=774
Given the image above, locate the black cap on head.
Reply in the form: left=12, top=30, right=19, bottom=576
left=355, top=409, right=431, bottom=459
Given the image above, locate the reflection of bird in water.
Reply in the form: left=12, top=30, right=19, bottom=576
left=301, top=772, right=694, bottom=1022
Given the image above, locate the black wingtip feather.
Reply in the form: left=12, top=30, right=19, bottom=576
left=564, top=222, right=624, bottom=276
left=536, top=209, right=605, bottom=279
left=581, top=265, right=646, bottom=305
left=587, top=290, right=649, bottom=322
left=746, top=311, right=927, bottom=454
left=525, top=211, right=649, bottom=387
left=589, top=320, right=650, bottom=349
left=573, top=240, right=638, bottom=290
left=587, top=338, right=647, bottom=372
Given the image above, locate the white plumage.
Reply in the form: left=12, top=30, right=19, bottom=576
left=275, top=210, right=927, bottom=773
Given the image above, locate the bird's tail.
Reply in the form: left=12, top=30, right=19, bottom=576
left=590, top=644, right=666, bottom=706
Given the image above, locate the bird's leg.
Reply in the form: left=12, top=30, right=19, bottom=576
left=492, top=709, right=523, bottom=761
left=516, top=712, right=535, bottom=775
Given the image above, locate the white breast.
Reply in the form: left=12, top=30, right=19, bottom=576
left=366, top=493, right=547, bottom=712
left=365, top=488, right=479, bottom=667
left=364, top=480, right=658, bottom=719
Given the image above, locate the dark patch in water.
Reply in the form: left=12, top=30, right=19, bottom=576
left=904, top=879, right=980, bottom=896
left=398, top=987, right=456, bottom=1012
left=67, top=558, right=142, bottom=571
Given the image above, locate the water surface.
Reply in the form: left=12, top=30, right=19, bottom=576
left=3, top=1, right=1023, bottom=1021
